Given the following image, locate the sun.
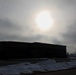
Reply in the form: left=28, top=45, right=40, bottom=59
left=35, top=10, right=54, bottom=31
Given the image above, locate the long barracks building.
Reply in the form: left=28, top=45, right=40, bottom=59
left=0, top=41, right=67, bottom=59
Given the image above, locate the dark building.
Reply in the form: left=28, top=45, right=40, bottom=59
left=30, top=42, right=66, bottom=58
left=0, top=41, right=66, bottom=60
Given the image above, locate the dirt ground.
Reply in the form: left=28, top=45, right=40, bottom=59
left=0, top=58, right=71, bottom=66
left=21, top=68, right=76, bottom=75
left=0, top=58, right=51, bottom=66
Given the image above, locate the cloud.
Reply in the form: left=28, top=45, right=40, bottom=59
left=0, top=19, right=22, bottom=40
left=55, top=19, right=76, bottom=47
left=0, top=0, right=76, bottom=49
left=0, top=19, right=48, bottom=42
left=0, top=19, right=19, bottom=29
left=0, top=33, right=20, bottom=41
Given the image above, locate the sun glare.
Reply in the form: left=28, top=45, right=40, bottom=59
left=35, top=10, right=54, bottom=31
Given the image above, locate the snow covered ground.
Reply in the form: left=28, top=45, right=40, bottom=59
left=0, top=59, right=76, bottom=75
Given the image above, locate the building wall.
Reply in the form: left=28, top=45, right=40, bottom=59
left=0, top=41, right=66, bottom=59
left=30, top=42, right=66, bottom=58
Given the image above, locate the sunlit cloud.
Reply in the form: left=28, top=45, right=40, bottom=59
left=0, top=0, right=76, bottom=53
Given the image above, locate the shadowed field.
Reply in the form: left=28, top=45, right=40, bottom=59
left=0, top=58, right=71, bottom=66
left=21, top=68, right=76, bottom=75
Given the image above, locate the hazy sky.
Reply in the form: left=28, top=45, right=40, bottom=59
left=0, top=0, right=76, bottom=53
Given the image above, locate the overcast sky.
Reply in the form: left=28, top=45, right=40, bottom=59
left=0, top=0, right=76, bottom=53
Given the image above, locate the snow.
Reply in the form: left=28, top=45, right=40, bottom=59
left=66, top=60, right=76, bottom=68
left=0, top=59, right=76, bottom=75
left=36, top=60, right=69, bottom=71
